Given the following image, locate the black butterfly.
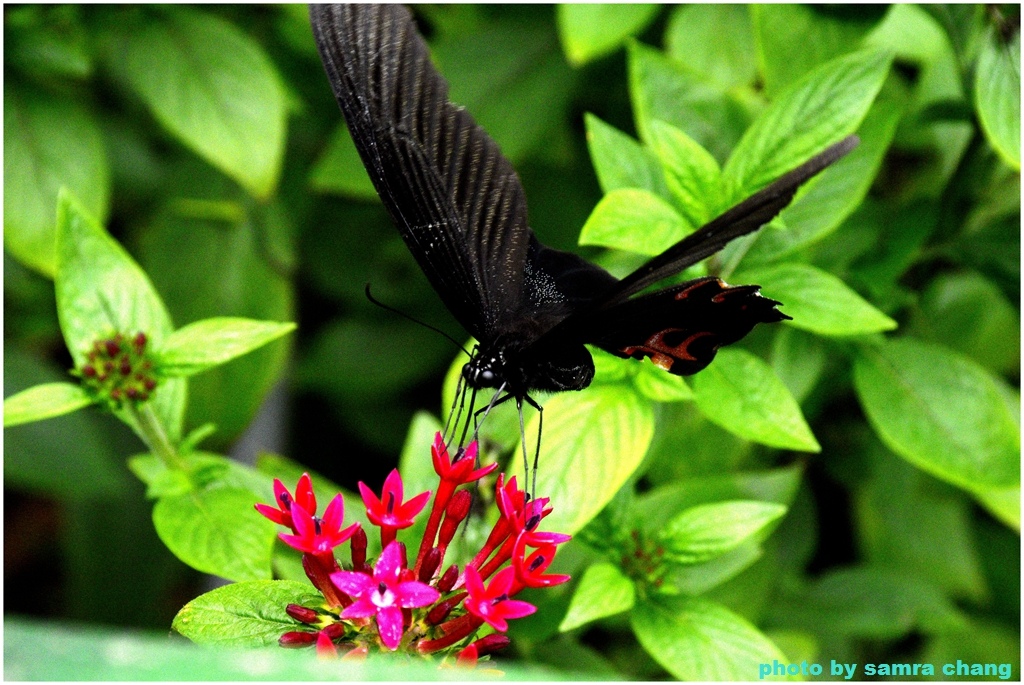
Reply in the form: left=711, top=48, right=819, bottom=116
left=310, top=5, right=856, bottom=451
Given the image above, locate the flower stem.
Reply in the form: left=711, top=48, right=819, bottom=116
left=129, top=402, right=187, bottom=470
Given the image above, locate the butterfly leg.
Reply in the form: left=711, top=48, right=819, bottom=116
left=443, top=371, right=466, bottom=444
left=515, top=394, right=544, bottom=498
left=468, top=384, right=512, bottom=446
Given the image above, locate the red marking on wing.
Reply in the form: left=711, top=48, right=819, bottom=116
left=621, top=329, right=713, bottom=369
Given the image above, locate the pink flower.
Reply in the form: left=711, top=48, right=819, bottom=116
left=278, top=495, right=360, bottom=556
left=463, top=566, right=536, bottom=632
left=359, top=469, right=431, bottom=547
left=255, top=473, right=316, bottom=529
left=331, top=541, right=440, bottom=650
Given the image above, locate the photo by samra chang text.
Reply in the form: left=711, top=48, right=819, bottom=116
left=759, top=659, right=1014, bottom=680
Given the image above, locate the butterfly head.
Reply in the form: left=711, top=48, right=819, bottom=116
left=462, top=351, right=505, bottom=390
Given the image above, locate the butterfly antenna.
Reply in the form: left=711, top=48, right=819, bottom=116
left=364, top=283, right=471, bottom=358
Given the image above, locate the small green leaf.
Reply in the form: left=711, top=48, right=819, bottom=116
left=665, top=5, right=757, bottom=89
left=631, top=596, right=788, bottom=681
left=723, top=49, right=891, bottom=201
left=398, top=411, right=443, bottom=497
left=771, top=327, right=827, bottom=403
left=974, top=29, right=1020, bottom=170
left=628, top=41, right=751, bottom=163
left=743, top=98, right=902, bottom=263
left=159, top=318, right=296, bottom=378
left=853, top=338, right=1020, bottom=489
left=557, top=4, right=660, bottom=66
left=153, top=486, right=276, bottom=581
left=519, top=385, right=654, bottom=535
left=584, top=113, right=669, bottom=200
left=128, top=454, right=191, bottom=499
left=55, top=190, right=173, bottom=367
left=972, top=484, right=1020, bottom=532
left=579, top=189, right=689, bottom=256
left=117, top=8, right=287, bottom=198
left=751, top=4, right=887, bottom=97
left=634, top=362, right=694, bottom=403
left=560, top=562, right=636, bottom=632
left=692, top=348, right=820, bottom=452
left=660, top=500, right=787, bottom=564
left=737, top=263, right=896, bottom=336
left=4, top=86, right=109, bottom=278
left=648, top=119, right=722, bottom=226
left=309, top=123, right=379, bottom=200
left=173, top=580, right=322, bottom=647
left=3, top=382, right=95, bottom=427
left=54, top=190, right=185, bottom=443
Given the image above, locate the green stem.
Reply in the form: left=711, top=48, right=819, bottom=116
left=130, top=403, right=186, bottom=470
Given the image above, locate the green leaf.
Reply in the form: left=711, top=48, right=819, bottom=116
left=665, top=5, right=757, bottom=89
left=54, top=190, right=185, bottom=443
left=771, top=327, right=827, bottom=404
left=692, top=348, right=820, bottom=452
left=973, top=484, right=1020, bottom=532
left=309, top=123, right=379, bottom=200
left=909, top=271, right=1020, bottom=375
left=173, top=580, right=323, bottom=647
left=127, top=454, right=192, bottom=499
left=634, top=362, right=694, bottom=403
left=3, top=382, right=95, bottom=427
left=632, top=596, right=788, bottom=681
left=660, top=500, right=787, bottom=564
left=556, top=4, right=660, bottom=66
left=578, top=189, right=689, bottom=256
left=4, top=86, right=109, bottom=277
left=584, top=113, right=670, bottom=200
left=518, top=385, right=654, bottom=535
left=117, top=8, right=286, bottom=198
left=974, top=29, right=1020, bottom=170
left=723, top=49, right=891, bottom=200
left=770, top=567, right=967, bottom=638
left=648, top=119, right=723, bottom=226
left=397, top=411, right=444, bottom=497
left=153, top=485, right=276, bottom=581
left=159, top=318, right=296, bottom=378
left=560, top=562, right=636, bottom=632
left=432, top=18, right=572, bottom=163
left=736, top=263, right=896, bottom=336
left=853, top=338, right=1020, bottom=489
left=751, top=5, right=887, bottom=97
left=742, top=97, right=902, bottom=263
left=628, top=41, right=752, bottom=163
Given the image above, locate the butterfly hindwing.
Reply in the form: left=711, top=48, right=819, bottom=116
left=310, top=5, right=533, bottom=339
left=589, top=277, right=788, bottom=376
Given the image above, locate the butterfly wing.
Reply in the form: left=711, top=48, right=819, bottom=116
left=310, top=4, right=532, bottom=339
left=530, top=136, right=858, bottom=376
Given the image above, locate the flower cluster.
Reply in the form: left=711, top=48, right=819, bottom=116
left=255, top=433, right=570, bottom=665
left=76, top=332, right=157, bottom=406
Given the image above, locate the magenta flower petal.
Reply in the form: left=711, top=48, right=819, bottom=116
left=294, top=473, right=316, bottom=513
left=497, top=599, right=536, bottom=621
left=376, top=605, right=405, bottom=650
left=340, top=597, right=379, bottom=620
left=321, top=494, right=346, bottom=531
left=395, top=581, right=440, bottom=608
left=358, top=481, right=381, bottom=513
left=330, top=570, right=373, bottom=596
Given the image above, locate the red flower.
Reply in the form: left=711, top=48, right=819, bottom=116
left=513, top=533, right=570, bottom=589
left=278, top=495, right=360, bottom=556
left=431, top=434, right=497, bottom=486
left=331, top=541, right=440, bottom=650
left=255, top=473, right=316, bottom=529
left=359, top=469, right=431, bottom=547
left=463, top=566, right=535, bottom=632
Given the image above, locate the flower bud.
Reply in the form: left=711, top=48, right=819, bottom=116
left=322, top=622, right=346, bottom=640
left=350, top=527, right=367, bottom=571
left=286, top=604, right=319, bottom=624
left=437, top=564, right=459, bottom=593
left=279, top=631, right=317, bottom=648
left=418, top=547, right=441, bottom=583
left=472, top=633, right=510, bottom=657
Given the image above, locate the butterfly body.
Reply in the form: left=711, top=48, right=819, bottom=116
left=310, top=5, right=856, bottom=405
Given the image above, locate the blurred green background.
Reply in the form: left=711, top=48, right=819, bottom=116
left=4, top=4, right=1019, bottom=679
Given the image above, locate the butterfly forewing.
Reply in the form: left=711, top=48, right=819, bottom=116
left=310, top=4, right=534, bottom=339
